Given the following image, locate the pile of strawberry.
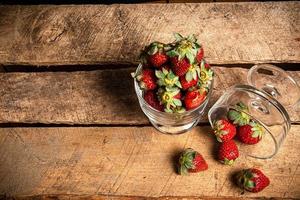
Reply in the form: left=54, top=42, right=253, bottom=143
left=132, top=33, right=213, bottom=113
left=177, top=102, right=269, bottom=193
left=212, top=102, right=266, bottom=166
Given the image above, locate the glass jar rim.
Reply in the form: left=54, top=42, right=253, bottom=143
left=228, top=84, right=291, bottom=131
left=247, top=64, right=300, bottom=108
left=134, top=63, right=214, bottom=116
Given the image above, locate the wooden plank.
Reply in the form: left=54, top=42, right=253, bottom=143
left=0, top=67, right=299, bottom=125
left=6, top=195, right=298, bottom=200
left=0, top=2, right=299, bottom=66
left=0, top=126, right=299, bottom=198
left=169, top=0, right=250, bottom=2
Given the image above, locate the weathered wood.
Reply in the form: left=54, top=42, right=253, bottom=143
left=0, top=2, right=299, bottom=66
left=5, top=195, right=298, bottom=200
left=0, top=126, right=299, bottom=197
left=0, top=67, right=299, bottom=125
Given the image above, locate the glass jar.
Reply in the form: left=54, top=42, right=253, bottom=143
left=134, top=64, right=214, bottom=135
left=208, top=63, right=300, bottom=159
left=208, top=85, right=291, bottom=159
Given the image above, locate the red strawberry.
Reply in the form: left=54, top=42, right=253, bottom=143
left=132, top=69, right=157, bottom=90
left=218, top=140, right=239, bottom=165
left=170, top=57, right=191, bottom=76
left=148, top=52, right=168, bottom=68
left=196, top=47, right=204, bottom=63
left=157, top=87, right=184, bottom=113
left=204, top=62, right=210, bottom=69
left=184, top=88, right=207, bottom=110
left=178, top=148, right=208, bottom=175
left=144, top=90, right=163, bottom=111
left=213, top=119, right=236, bottom=142
left=140, top=42, right=169, bottom=68
left=236, top=168, right=270, bottom=193
left=180, top=75, right=198, bottom=90
left=174, top=91, right=182, bottom=100
left=237, top=121, right=265, bottom=144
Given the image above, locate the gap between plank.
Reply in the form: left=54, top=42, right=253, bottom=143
left=0, top=121, right=299, bottom=128
left=2, top=63, right=300, bottom=73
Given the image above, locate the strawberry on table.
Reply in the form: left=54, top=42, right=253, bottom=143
left=131, top=69, right=157, bottom=90
left=236, top=168, right=270, bottom=193
left=218, top=140, right=239, bottom=165
left=178, top=148, right=208, bottom=175
left=143, top=90, right=164, bottom=112
left=213, top=119, right=236, bottom=142
left=237, top=121, right=265, bottom=144
left=184, top=88, right=207, bottom=110
left=228, top=102, right=251, bottom=126
left=140, top=42, right=169, bottom=68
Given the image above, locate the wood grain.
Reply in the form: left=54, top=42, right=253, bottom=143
left=0, top=126, right=299, bottom=198
left=5, top=195, right=298, bottom=200
left=0, top=67, right=299, bottom=125
left=0, top=2, right=299, bottom=66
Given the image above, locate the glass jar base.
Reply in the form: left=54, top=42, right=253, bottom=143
left=149, top=119, right=200, bottom=135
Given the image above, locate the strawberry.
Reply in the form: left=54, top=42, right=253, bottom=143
left=167, top=33, right=202, bottom=76
left=196, top=47, right=204, bottom=63
left=202, top=59, right=211, bottom=69
left=169, top=57, right=191, bottom=76
left=157, top=87, right=184, bottom=113
left=228, top=102, right=251, bottom=126
left=174, top=91, right=182, bottom=100
left=236, top=168, right=270, bottom=193
left=132, top=69, right=157, bottom=90
left=178, top=148, right=208, bottom=175
left=155, top=67, right=182, bottom=89
left=180, top=75, right=198, bottom=90
left=218, top=140, right=239, bottom=165
left=213, top=119, right=236, bottom=142
left=184, top=88, right=207, bottom=110
left=237, top=121, right=265, bottom=144
left=149, top=52, right=168, bottom=68
left=204, top=63, right=210, bottom=69
left=140, top=42, right=169, bottom=68
left=143, top=90, right=164, bottom=111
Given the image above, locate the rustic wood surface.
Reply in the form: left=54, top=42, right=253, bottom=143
left=6, top=195, right=299, bottom=200
left=0, top=126, right=299, bottom=198
left=0, top=1, right=300, bottom=200
left=0, top=67, right=299, bottom=125
left=0, top=2, right=299, bottom=66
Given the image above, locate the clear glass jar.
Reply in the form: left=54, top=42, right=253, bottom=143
left=134, top=64, right=214, bottom=135
left=208, top=84, right=291, bottom=159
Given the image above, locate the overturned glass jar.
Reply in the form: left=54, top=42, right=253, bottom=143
left=208, top=64, right=300, bottom=159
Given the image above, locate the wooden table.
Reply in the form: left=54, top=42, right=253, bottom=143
left=0, top=2, right=299, bottom=200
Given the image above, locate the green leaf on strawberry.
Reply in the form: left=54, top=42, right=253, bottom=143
left=228, top=102, right=251, bottom=126
left=224, top=158, right=235, bottom=166
left=198, top=60, right=213, bottom=87
left=185, top=63, right=200, bottom=82
left=158, top=87, right=183, bottom=113
left=167, top=33, right=201, bottom=64
left=155, top=68, right=182, bottom=89
left=250, top=121, right=265, bottom=139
